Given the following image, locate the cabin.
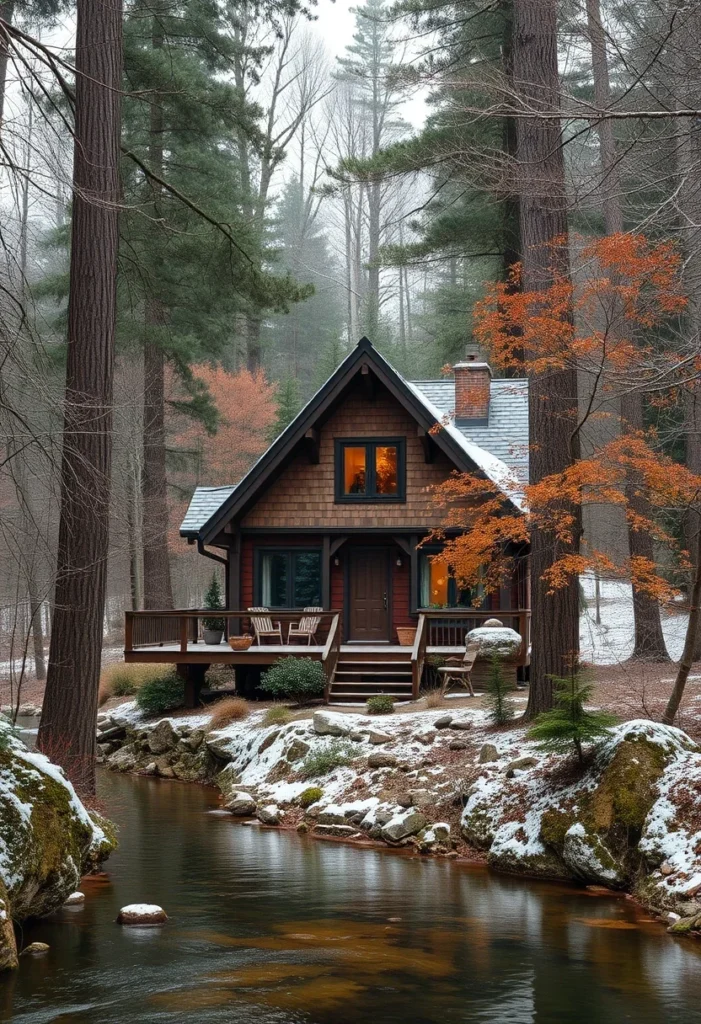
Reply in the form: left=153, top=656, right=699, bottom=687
left=124, top=337, right=530, bottom=705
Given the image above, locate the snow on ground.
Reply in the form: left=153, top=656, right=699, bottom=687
left=580, top=574, right=689, bottom=665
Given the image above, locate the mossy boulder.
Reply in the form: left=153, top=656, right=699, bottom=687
left=0, top=723, right=116, bottom=969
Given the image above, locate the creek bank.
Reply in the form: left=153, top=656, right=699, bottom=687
left=100, top=701, right=701, bottom=932
left=0, top=716, right=117, bottom=971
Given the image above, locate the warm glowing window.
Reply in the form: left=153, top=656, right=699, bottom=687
left=336, top=439, right=405, bottom=502
left=419, top=551, right=486, bottom=608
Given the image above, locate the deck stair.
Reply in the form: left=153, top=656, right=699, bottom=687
left=328, top=647, right=413, bottom=704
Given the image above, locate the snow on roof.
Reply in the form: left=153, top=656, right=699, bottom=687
left=180, top=485, right=237, bottom=535
left=404, top=377, right=527, bottom=510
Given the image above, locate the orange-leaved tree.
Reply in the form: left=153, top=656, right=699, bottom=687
left=430, top=233, right=701, bottom=723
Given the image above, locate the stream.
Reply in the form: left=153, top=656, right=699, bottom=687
left=3, top=733, right=701, bottom=1022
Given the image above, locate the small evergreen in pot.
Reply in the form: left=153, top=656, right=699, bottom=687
left=202, top=573, right=225, bottom=644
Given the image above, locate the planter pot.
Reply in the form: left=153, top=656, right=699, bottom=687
left=203, top=629, right=223, bottom=645
left=396, top=627, right=417, bottom=647
left=228, top=635, right=253, bottom=651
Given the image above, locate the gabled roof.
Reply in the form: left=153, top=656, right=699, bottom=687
left=181, top=337, right=528, bottom=543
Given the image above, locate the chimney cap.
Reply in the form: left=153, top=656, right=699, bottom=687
left=453, top=359, right=492, bottom=375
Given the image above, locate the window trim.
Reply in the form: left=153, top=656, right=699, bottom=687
left=418, top=546, right=488, bottom=610
left=254, top=546, right=323, bottom=609
left=334, top=437, right=406, bottom=504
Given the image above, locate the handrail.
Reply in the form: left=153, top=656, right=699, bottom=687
left=321, top=613, right=341, bottom=701
left=410, top=613, right=428, bottom=700
left=125, top=608, right=342, bottom=618
left=124, top=609, right=342, bottom=653
left=417, top=608, right=531, bottom=617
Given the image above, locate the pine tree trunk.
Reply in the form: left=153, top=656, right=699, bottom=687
left=586, top=0, right=668, bottom=661
left=38, top=0, right=123, bottom=795
left=513, top=0, right=581, bottom=718
left=141, top=9, right=174, bottom=610
left=664, top=529, right=701, bottom=724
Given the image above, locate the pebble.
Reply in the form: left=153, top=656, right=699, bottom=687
left=64, top=892, right=85, bottom=906
left=117, top=904, right=167, bottom=925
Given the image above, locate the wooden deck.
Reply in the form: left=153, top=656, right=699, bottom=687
left=124, top=608, right=530, bottom=704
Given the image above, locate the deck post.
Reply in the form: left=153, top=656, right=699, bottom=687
left=177, top=663, right=208, bottom=708
left=322, top=535, right=331, bottom=609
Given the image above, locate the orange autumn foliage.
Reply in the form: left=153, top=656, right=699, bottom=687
left=168, top=365, right=277, bottom=551
left=430, top=232, right=700, bottom=603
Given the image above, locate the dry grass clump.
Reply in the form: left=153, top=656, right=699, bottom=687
left=262, top=705, right=292, bottom=727
left=423, top=688, right=445, bottom=709
left=98, top=663, right=170, bottom=706
left=207, top=696, right=249, bottom=730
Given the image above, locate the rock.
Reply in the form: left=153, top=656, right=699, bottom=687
left=259, top=729, right=281, bottom=753
left=350, top=731, right=366, bottom=742
left=313, top=710, right=351, bottom=737
left=214, top=763, right=242, bottom=803
left=448, top=719, right=472, bottom=731
left=226, top=792, right=257, bottom=817
left=668, top=913, right=701, bottom=935
left=396, top=793, right=413, bottom=808
left=505, top=756, right=538, bottom=777
left=677, top=901, right=701, bottom=917
left=97, top=724, right=125, bottom=743
left=434, top=715, right=453, bottom=730
left=107, top=746, right=137, bottom=772
left=415, top=730, right=436, bottom=746
left=407, top=789, right=431, bottom=807
left=20, top=942, right=50, bottom=956
left=0, top=723, right=116, bottom=930
left=205, top=735, right=234, bottom=761
left=317, top=809, right=349, bottom=826
left=285, top=738, right=310, bottom=762
left=296, top=822, right=309, bottom=834
left=660, top=861, right=675, bottom=876
left=148, top=720, right=178, bottom=756
left=0, top=888, right=17, bottom=970
left=64, top=891, right=85, bottom=906
left=257, top=805, right=283, bottom=826
left=138, top=762, right=158, bottom=776
left=449, top=738, right=469, bottom=751
left=180, top=729, right=204, bottom=752
left=465, top=625, right=522, bottom=659
left=369, top=729, right=392, bottom=745
left=367, top=752, right=397, bottom=769
left=117, top=904, right=167, bottom=926
left=381, top=810, right=427, bottom=843
left=314, top=824, right=360, bottom=839
left=562, top=823, right=626, bottom=886
left=478, top=743, right=499, bottom=764
left=433, top=822, right=451, bottom=843
left=157, top=763, right=175, bottom=779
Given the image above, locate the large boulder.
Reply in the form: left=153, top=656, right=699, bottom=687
left=381, top=810, right=427, bottom=843
left=313, top=711, right=351, bottom=737
left=148, top=720, right=178, bottom=756
left=0, top=723, right=116, bottom=971
left=465, top=625, right=522, bottom=659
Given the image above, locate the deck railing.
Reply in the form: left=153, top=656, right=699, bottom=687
left=417, top=608, right=531, bottom=663
left=124, top=609, right=342, bottom=654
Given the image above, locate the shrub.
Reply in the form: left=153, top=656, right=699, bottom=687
left=301, top=739, right=356, bottom=778
left=99, top=663, right=170, bottom=706
left=208, top=696, right=249, bottom=730
left=299, top=786, right=324, bottom=808
left=366, top=694, right=395, bottom=715
left=260, top=657, right=325, bottom=704
left=136, top=670, right=185, bottom=716
left=528, top=674, right=617, bottom=763
left=263, top=705, right=292, bottom=727
left=485, top=655, right=515, bottom=727
left=423, top=689, right=444, bottom=709
left=202, top=573, right=225, bottom=632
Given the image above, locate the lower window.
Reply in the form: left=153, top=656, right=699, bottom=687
left=257, top=549, right=322, bottom=608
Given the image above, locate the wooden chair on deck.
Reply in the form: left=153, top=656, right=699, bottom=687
left=438, top=641, right=480, bottom=697
left=288, top=607, right=323, bottom=645
left=248, top=607, right=284, bottom=645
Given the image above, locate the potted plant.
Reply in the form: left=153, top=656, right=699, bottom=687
left=202, top=573, right=225, bottom=645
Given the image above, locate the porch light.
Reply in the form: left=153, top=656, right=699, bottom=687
left=396, top=555, right=403, bottom=567
left=334, top=556, right=340, bottom=567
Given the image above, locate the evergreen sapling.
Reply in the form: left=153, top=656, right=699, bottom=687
left=485, top=655, right=515, bottom=726
left=203, top=573, right=224, bottom=632
left=528, top=674, right=616, bottom=763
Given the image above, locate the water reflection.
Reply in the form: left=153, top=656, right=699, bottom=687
left=2, top=771, right=700, bottom=1023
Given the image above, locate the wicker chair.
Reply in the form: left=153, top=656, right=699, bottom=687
left=247, top=607, right=284, bottom=645
left=437, top=641, right=480, bottom=697
left=288, top=607, right=323, bottom=645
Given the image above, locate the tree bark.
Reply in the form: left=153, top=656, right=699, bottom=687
left=38, top=0, right=123, bottom=795
left=513, top=0, right=581, bottom=718
left=586, top=0, right=668, bottom=661
left=0, top=0, right=15, bottom=131
left=141, top=7, right=174, bottom=610
left=664, top=529, right=701, bottom=724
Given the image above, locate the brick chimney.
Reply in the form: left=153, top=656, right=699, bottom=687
left=453, top=355, right=492, bottom=423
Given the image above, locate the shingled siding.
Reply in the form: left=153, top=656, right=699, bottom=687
left=241, top=387, right=455, bottom=529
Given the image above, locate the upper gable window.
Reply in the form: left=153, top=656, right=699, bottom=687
left=335, top=438, right=406, bottom=502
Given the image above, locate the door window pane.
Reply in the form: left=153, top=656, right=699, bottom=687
left=293, top=551, right=322, bottom=606
left=375, top=446, right=398, bottom=494
left=343, top=446, right=366, bottom=494
left=261, top=552, right=288, bottom=607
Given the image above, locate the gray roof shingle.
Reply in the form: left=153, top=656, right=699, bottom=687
left=180, top=485, right=237, bottom=535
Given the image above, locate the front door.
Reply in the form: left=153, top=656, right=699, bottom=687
left=348, top=547, right=390, bottom=641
